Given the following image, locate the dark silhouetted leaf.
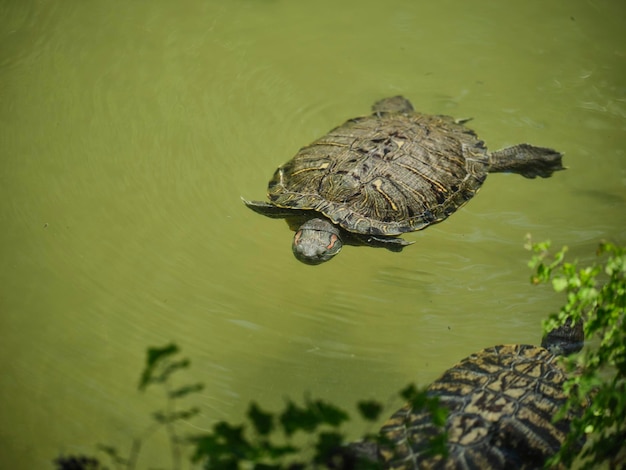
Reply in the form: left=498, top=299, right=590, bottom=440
left=308, top=399, right=349, bottom=427
left=138, top=343, right=179, bottom=391
left=279, top=400, right=317, bottom=436
left=53, top=455, right=101, bottom=470
left=357, top=400, right=383, bottom=421
left=313, top=431, right=345, bottom=465
left=400, top=383, right=419, bottom=402
left=169, top=383, right=205, bottom=399
left=248, top=402, right=274, bottom=436
left=95, top=444, right=128, bottom=465
left=153, top=358, right=190, bottom=384
left=153, top=407, right=199, bottom=424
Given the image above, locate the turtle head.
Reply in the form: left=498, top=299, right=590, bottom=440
left=292, top=218, right=343, bottom=265
left=541, top=319, right=584, bottom=356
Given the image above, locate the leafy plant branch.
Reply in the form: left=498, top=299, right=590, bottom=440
left=526, top=237, right=625, bottom=468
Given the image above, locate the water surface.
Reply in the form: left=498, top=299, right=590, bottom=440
left=1, top=0, right=624, bottom=467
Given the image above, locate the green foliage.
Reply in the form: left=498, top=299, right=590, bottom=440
left=526, top=238, right=626, bottom=468
left=191, top=388, right=445, bottom=469
left=65, top=344, right=204, bottom=470
left=399, top=384, right=448, bottom=459
left=190, top=397, right=352, bottom=469
left=139, top=343, right=191, bottom=391
left=55, top=342, right=447, bottom=469
left=131, top=345, right=447, bottom=469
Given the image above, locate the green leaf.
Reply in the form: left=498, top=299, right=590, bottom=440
left=425, top=431, right=449, bottom=459
left=401, top=384, right=432, bottom=411
left=428, top=398, right=449, bottom=427
left=552, top=277, right=568, bottom=292
left=529, top=239, right=626, bottom=468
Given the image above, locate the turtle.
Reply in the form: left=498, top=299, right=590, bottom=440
left=348, top=320, right=586, bottom=470
left=243, top=96, right=564, bottom=265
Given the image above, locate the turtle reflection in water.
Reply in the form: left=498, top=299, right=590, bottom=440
left=243, top=96, right=564, bottom=265
left=346, top=320, right=587, bottom=470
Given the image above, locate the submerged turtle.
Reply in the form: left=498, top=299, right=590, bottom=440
left=243, top=96, right=564, bottom=265
left=350, top=320, right=585, bottom=469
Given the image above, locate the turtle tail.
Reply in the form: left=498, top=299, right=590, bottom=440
left=488, top=144, right=565, bottom=179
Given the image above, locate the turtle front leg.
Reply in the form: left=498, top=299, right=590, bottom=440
left=241, top=198, right=296, bottom=219
left=351, top=234, right=414, bottom=252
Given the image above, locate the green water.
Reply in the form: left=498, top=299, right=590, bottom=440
left=1, top=0, right=624, bottom=467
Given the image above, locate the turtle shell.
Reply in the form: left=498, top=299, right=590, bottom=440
left=378, top=344, right=581, bottom=469
left=266, top=101, right=490, bottom=236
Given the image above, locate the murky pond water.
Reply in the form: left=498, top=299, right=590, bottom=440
left=1, top=0, right=624, bottom=467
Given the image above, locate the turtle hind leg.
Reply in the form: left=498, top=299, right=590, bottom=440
left=488, top=144, right=565, bottom=179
